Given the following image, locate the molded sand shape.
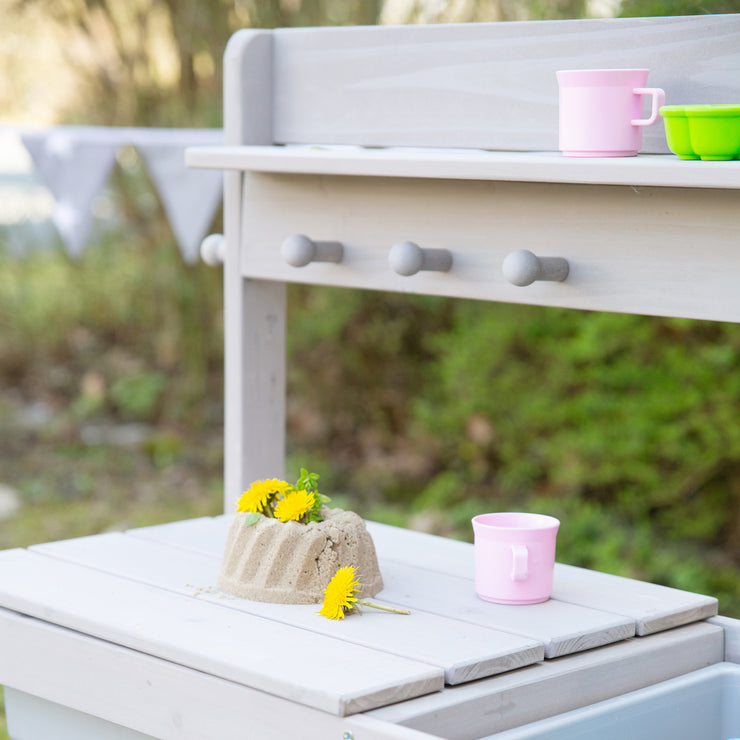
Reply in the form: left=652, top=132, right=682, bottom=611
left=218, top=508, right=384, bottom=604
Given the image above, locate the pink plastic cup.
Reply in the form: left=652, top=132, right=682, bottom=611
left=472, top=512, right=560, bottom=605
left=557, top=69, right=665, bottom=157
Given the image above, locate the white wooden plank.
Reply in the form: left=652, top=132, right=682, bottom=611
left=710, top=615, right=740, bottom=664
left=368, top=621, right=724, bottom=740
left=129, top=518, right=717, bottom=639
left=270, top=16, right=740, bottom=152
left=186, top=146, right=740, bottom=191
left=236, top=171, right=740, bottom=324
left=126, top=518, right=638, bottom=657
left=0, top=548, right=442, bottom=716
left=0, top=607, right=437, bottom=740
left=367, top=522, right=718, bottom=636
left=222, top=29, right=287, bottom=513
left=376, top=560, right=634, bottom=659
left=33, top=532, right=545, bottom=684
left=551, top=563, right=717, bottom=636
left=126, top=515, right=231, bottom=555
left=367, top=521, right=474, bottom=575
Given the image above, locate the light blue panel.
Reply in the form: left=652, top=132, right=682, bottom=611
left=486, top=663, right=740, bottom=740
left=5, top=688, right=156, bottom=740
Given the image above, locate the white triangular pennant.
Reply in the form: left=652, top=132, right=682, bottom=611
left=21, top=128, right=118, bottom=256
left=137, top=142, right=223, bottom=263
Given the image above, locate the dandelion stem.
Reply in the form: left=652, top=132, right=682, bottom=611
left=357, top=600, right=410, bottom=615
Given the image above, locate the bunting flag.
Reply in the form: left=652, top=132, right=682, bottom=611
left=137, top=139, right=223, bottom=264
left=21, top=127, right=119, bottom=257
left=13, top=126, right=224, bottom=262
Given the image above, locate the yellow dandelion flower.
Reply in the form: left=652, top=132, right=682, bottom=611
left=319, top=567, right=411, bottom=620
left=273, top=489, right=316, bottom=523
left=319, top=566, right=359, bottom=620
left=236, top=478, right=292, bottom=513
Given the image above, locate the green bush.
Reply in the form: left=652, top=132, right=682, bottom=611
left=286, top=287, right=740, bottom=615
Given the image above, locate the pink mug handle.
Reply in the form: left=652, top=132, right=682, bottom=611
left=511, top=544, right=528, bottom=581
left=631, top=87, right=665, bottom=127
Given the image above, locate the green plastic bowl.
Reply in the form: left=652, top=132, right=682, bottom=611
left=660, top=105, right=740, bottom=160
left=660, top=105, right=697, bottom=159
left=687, top=105, right=740, bottom=160
left=661, top=105, right=740, bottom=160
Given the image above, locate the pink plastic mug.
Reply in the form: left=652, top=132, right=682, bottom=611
left=472, top=512, right=560, bottom=605
left=557, top=69, right=665, bottom=157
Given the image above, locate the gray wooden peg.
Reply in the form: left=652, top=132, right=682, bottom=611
left=281, top=234, right=344, bottom=267
left=502, top=249, right=569, bottom=287
left=200, top=233, right=226, bottom=266
left=389, top=241, right=453, bottom=276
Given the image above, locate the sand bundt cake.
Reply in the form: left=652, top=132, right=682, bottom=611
left=217, top=472, right=383, bottom=604
left=218, top=508, right=383, bottom=604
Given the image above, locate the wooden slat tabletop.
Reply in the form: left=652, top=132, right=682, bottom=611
left=133, top=515, right=717, bottom=636
left=368, top=621, right=724, bottom=739
left=130, top=516, right=636, bottom=657
left=30, top=532, right=545, bottom=685
left=365, top=521, right=718, bottom=635
left=0, top=547, right=441, bottom=716
left=0, top=515, right=719, bottom=718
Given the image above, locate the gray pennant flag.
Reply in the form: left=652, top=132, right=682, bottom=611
left=137, top=136, right=223, bottom=264
left=21, top=127, right=119, bottom=256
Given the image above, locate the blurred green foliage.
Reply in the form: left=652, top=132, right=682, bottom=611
left=287, top=288, right=740, bottom=615
left=1, top=2, right=740, bottom=735
left=620, top=0, right=740, bottom=15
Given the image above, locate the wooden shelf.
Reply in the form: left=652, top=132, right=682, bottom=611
left=186, top=144, right=740, bottom=190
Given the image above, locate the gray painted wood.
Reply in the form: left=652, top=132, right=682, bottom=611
left=222, top=30, right=287, bottom=513
left=128, top=515, right=232, bottom=554
left=186, top=144, right=740, bottom=190
left=366, top=521, right=717, bottom=636
left=368, top=621, right=724, bottom=740
left=0, top=548, right=443, bottom=716
left=376, top=559, right=635, bottom=658
left=0, top=607, right=437, bottom=740
left=232, top=170, right=740, bottom=323
left=270, top=16, right=740, bottom=152
left=133, top=517, right=718, bottom=639
left=709, top=615, right=740, bottom=663
left=131, top=517, right=635, bottom=658
left=31, top=531, right=545, bottom=685
left=4, top=16, right=739, bottom=740
left=552, top=563, right=717, bottom=636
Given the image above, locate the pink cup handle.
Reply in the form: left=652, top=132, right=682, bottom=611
left=631, top=87, right=666, bottom=127
left=511, top=544, right=528, bottom=581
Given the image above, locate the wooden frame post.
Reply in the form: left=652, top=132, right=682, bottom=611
left=222, top=30, right=286, bottom=512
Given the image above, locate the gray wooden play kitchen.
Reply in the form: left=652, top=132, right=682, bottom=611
left=2, top=13, right=740, bottom=740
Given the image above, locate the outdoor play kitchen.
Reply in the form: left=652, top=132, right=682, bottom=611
left=1, top=12, right=740, bottom=740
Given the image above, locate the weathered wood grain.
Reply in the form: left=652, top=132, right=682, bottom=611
left=0, top=607, right=437, bottom=740
left=0, top=548, right=443, bottom=716
left=368, top=621, right=724, bottom=740
left=187, top=146, right=740, bottom=190
left=710, top=615, right=740, bottom=663
left=130, top=517, right=636, bottom=658
left=270, top=16, right=740, bottom=152
left=33, top=532, right=545, bottom=685
left=222, top=30, right=286, bottom=513
left=367, top=521, right=717, bottom=635
left=230, top=171, right=740, bottom=323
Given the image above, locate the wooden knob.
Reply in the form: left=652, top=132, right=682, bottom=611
left=389, top=241, right=453, bottom=276
left=281, top=234, right=344, bottom=267
left=503, top=249, right=569, bottom=287
left=200, top=234, right=225, bottom=266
